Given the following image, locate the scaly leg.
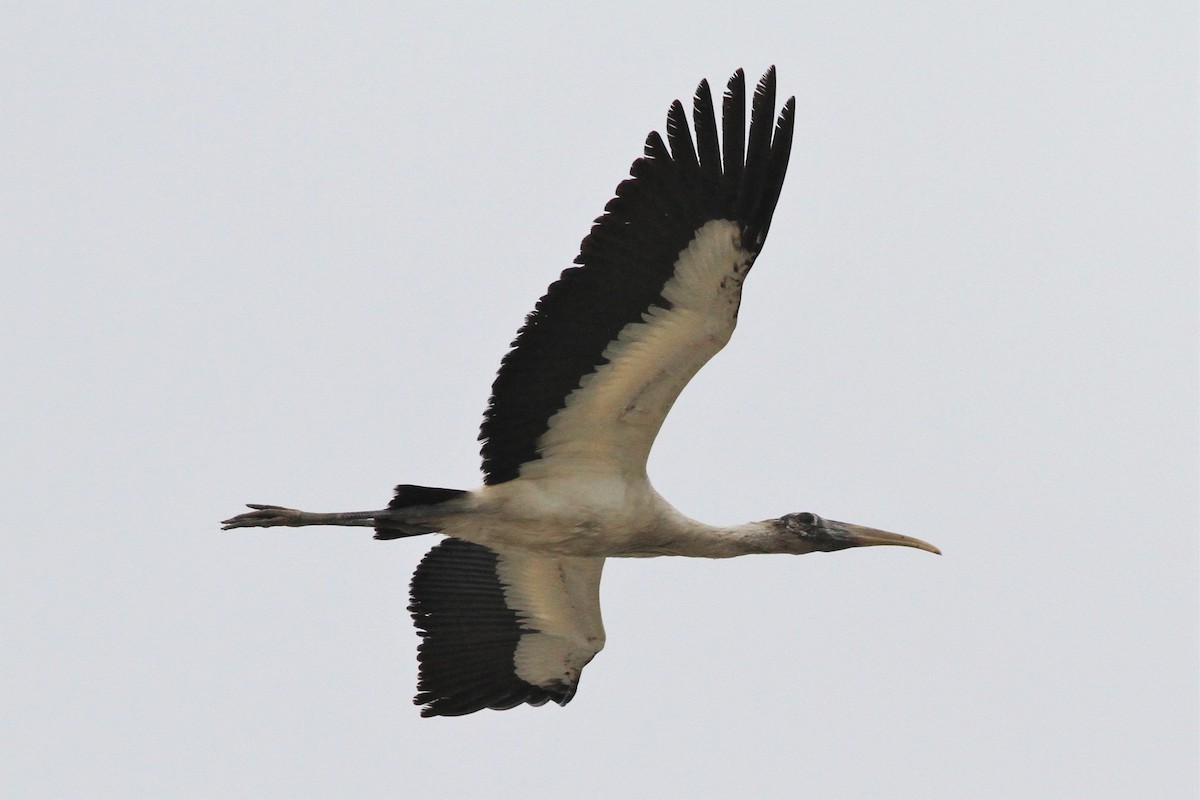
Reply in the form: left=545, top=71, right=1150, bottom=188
left=221, top=504, right=387, bottom=530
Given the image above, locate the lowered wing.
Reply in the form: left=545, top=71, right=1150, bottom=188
left=409, top=538, right=605, bottom=717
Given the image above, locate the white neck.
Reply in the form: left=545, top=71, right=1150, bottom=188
left=649, top=518, right=804, bottom=559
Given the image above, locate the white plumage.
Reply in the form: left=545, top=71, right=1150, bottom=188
left=526, top=220, right=748, bottom=482
left=223, top=68, right=938, bottom=717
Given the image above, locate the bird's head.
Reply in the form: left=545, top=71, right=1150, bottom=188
left=779, top=512, right=941, bottom=555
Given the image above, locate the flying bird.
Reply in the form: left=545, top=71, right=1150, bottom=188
left=223, top=67, right=940, bottom=717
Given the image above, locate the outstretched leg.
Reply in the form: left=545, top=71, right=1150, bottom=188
left=221, top=505, right=387, bottom=530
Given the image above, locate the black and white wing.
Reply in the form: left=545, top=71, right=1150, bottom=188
left=408, top=539, right=605, bottom=717
left=480, top=68, right=795, bottom=485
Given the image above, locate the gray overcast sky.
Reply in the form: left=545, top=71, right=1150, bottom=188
left=3, top=3, right=1196, bottom=798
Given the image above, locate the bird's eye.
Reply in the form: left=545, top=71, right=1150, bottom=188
left=796, top=512, right=820, bottom=525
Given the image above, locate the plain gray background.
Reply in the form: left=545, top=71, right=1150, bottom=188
left=3, top=3, right=1196, bottom=798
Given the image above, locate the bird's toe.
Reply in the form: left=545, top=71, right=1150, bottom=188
left=221, top=504, right=302, bottom=529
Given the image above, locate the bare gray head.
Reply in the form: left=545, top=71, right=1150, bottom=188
left=779, top=512, right=941, bottom=555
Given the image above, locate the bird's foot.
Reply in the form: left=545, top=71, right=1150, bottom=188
left=221, top=504, right=306, bottom=530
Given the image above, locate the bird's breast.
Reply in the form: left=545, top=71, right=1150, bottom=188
left=441, top=477, right=677, bottom=557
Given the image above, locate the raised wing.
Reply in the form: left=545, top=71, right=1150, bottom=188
left=480, top=68, right=795, bottom=484
left=408, top=538, right=605, bottom=717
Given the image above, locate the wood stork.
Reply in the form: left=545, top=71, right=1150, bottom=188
left=223, top=68, right=940, bottom=717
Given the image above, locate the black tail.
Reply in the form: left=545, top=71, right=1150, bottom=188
left=374, top=484, right=469, bottom=540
